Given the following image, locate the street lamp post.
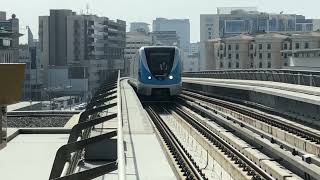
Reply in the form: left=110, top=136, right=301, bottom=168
left=66, top=80, right=72, bottom=111
left=44, top=88, right=52, bottom=110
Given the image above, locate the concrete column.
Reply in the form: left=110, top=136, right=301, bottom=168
left=0, top=105, right=7, bottom=150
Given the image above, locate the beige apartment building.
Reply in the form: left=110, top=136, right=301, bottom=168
left=204, top=32, right=320, bottom=70
left=282, top=32, right=320, bottom=70
left=216, top=34, right=253, bottom=69
left=252, top=33, right=288, bottom=69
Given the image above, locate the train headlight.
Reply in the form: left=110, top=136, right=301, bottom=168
left=169, top=75, right=173, bottom=80
left=148, top=76, right=152, bottom=80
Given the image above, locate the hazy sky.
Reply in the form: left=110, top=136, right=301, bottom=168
left=2, top=0, right=320, bottom=43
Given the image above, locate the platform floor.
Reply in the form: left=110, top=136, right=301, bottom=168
left=183, top=78, right=320, bottom=106
left=121, top=79, right=176, bottom=180
left=0, top=134, right=68, bottom=180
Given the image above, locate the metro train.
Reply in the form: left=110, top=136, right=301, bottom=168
left=129, top=46, right=182, bottom=96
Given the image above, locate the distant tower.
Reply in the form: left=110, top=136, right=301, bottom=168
left=86, top=3, right=90, bottom=15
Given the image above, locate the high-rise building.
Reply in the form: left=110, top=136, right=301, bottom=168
left=66, top=15, right=125, bottom=63
left=199, top=8, right=320, bottom=70
left=200, top=8, right=320, bottom=41
left=19, top=27, right=43, bottom=101
left=0, top=13, right=21, bottom=63
left=0, top=11, right=6, bottom=20
left=66, top=14, right=126, bottom=94
left=49, top=9, right=74, bottom=66
left=124, top=32, right=152, bottom=75
left=153, top=18, right=190, bottom=51
left=39, top=16, right=50, bottom=88
left=39, top=10, right=126, bottom=99
left=217, top=7, right=258, bottom=14
left=130, top=22, right=150, bottom=33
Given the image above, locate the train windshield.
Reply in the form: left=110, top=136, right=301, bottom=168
left=145, top=48, right=175, bottom=77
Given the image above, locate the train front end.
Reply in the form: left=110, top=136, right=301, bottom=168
left=137, top=46, right=182, bottom=96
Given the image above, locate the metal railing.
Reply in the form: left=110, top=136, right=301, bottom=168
left=183, top=69, right=320, bottom=87
left=49, top=70, right=125, bottom=180
left=117, top=71, right=125, bottom=180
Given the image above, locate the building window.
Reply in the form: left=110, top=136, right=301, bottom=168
left=267, top=62, right=271, bottom=68
left=259, top=53, right=262, bottom=59
left=283, top=43, right=288, bottom=50
left=284, top=62, right=288, bottom=66
left=295, top=43, right=300, bottom=49
left=236, top=54, right=239, bottom=59
left=259, top=62, right=263, bottom=68
left=267, top=44, right=271, bottom=50
left=267, top=53, right=271, bottom=59
left=220, top=62, right=223, bottom=68
left=236, top=44, right=239, bottom=50
left=284, top=53, right=288, bottom=59
left=305, top=42, right=309, bottom=49
left=228, top=44, right=232, bottom=50
left=228, top=62, right=231, bottom=68
left=294, top=53, right=299, bottom=57
left=228, top=54, right=232, bottom=59
left=259, top=44, right=262, bottom=50
left=220, top=54, right=223, bottom=59
left=236, top=62, right=240, bottom=68
left=220, top=45, right=223, bottom=50
left=250, top=53, right=254, bottom=59
left=250, top=44, right=253, bottom=50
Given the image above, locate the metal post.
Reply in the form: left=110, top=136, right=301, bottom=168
left=70, top=79, right=72, bottom=110
left=83, top=66, right=86, bottom=103
left=49, top=91, right=52, bottom=110
left=117, top=70, right=125, bottom=180
left=0, top=106, right=7, bottom=150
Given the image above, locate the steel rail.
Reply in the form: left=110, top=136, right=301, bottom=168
left=177, top=96, right=320, bottom=179
left=169, top=104, right=273, bottom=180
left=145, top=105, right=206, bottom=180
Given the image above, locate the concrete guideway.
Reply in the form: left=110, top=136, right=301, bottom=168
left=179, top=97, right=320, bottom=180
left=181, top=91, right=320, bottom=161
left=183, top=78, right=320, bottom=106
left=184, top=78, right=320, bottom=97
left=183, top=77, right=320, bottom=128
left=171, top=104, right=299, bottom=180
